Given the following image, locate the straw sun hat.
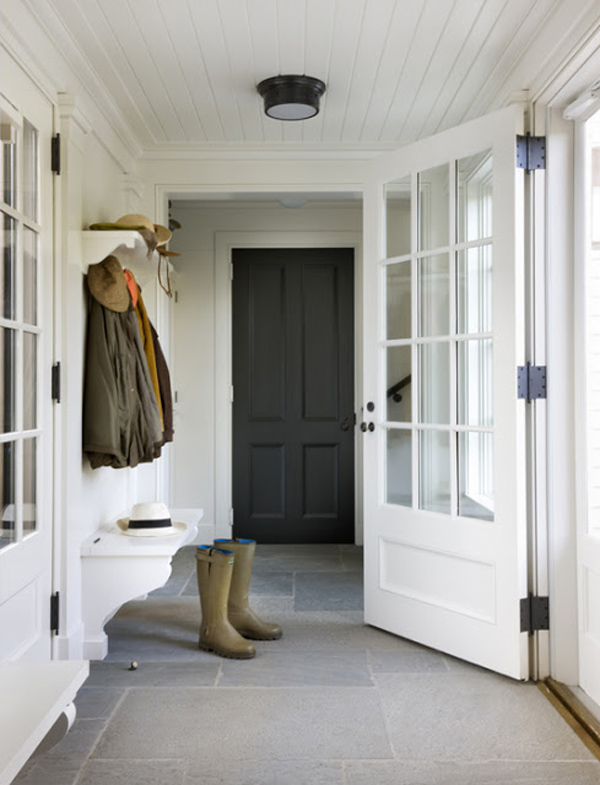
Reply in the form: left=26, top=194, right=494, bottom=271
left=117, top=502, right=186, bottom=537
left=89, top=214, right=172, bottom=247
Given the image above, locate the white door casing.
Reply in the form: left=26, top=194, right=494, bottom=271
left=0, top=51, right=54, bottom=660
left=576, top=107, right=600, bottom=705
left=363, top=106, right=529, bottom=680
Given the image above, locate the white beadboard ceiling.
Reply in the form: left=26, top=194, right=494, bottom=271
left=21, top=0, right=600, bottom=153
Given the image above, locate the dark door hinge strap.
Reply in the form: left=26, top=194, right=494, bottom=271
left=52, top=362, right=61, bottom=403
left=50, top=591, right=60, bottom=634
left=516, top=133, right=546, bottom=171
left=51, top=134, right=61, bottom=175
left=520, top=593, right=549, bottom=635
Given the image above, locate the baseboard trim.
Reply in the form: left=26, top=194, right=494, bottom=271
left=539, top=678, right=600, bottom=761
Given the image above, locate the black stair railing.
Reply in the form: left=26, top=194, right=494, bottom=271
left=386, top=374, right=411, bottom=402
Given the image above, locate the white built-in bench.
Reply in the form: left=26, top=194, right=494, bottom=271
left=0, top=660, right=88, bottom=785
left=80, top=509, right=201, bottom=660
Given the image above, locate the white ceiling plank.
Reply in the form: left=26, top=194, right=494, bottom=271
left=217, top=0, right=265, bottom=142
left=463, top=0, right=594, bottom=123
left=276, top=0, right=307, bottom=74
left=440, top=0, right=554, bottom=128
left=340, top=0, right=398, bottom=142
left=13, top=0, right=600, bottom=150
left=417, top=0, right=511, bottom=140
left=97, top=0, right=188, bottom=142
left=397, top=0, right=489, bottom=143
left=358, top=0, right=425, bottom=142
left=277, top=0, right=308, bottom=144
left=247, top=0, right=284, bottom=143
left=320, top=0, right=368, bottom=142
left=301, top=0, right=337, bottom=143
left=156, top=2, right=225, bottom=142
left=38, top=0, right=164, bottom=145
left=129, top=0, right=207, bottom=142
left=378, top=0, right=456, bottom=142
left=187, top=0, right=246, bottom=142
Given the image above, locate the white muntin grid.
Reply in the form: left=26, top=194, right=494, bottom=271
left=380, top=152, right=494, bottom=519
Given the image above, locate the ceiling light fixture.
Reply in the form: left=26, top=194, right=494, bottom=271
left=257, top=75, right=326, bottom=121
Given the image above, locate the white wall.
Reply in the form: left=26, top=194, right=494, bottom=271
left=169, top=199, right=362, bottom=541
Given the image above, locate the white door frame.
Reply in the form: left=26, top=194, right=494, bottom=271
left=531, top=32, right=600, bottom=685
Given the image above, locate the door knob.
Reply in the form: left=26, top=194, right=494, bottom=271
left=360, top=422, right=375, bottom=433
left=360, top=422, right=367, bottom=432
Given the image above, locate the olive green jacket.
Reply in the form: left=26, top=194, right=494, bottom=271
left=83, top=291, right=163, bottom=469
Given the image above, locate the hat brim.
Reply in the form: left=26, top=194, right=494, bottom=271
left=154, top=224, right=172, bottom=246
left=116, top=518, right=187, bottom=537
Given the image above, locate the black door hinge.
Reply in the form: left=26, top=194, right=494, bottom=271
left=51, top=133, right=61, bottom=175
left=517, top=362, right=547, bottom=403
left=51, top=362, right=61, bottom=403
left=50, top=591, right=60, bottom=634
left=516, top=134, right=546, bottom=171
left=520, top=593, right=549, bottom=635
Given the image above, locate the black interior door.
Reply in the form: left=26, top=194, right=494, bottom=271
left=232, top=248, right=355, bottom=543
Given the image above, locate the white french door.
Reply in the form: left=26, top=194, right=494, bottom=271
left=363, top=106, right=529, bottom=680
left=0, top=51, right=54, bottom=660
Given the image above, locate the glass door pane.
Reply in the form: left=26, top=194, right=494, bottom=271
left=0, top=441, right=15, bottom=549
left=386, top=429, right=412, bottom=507
left=381, top=149, right=494, bottom=520
left=385, top=176, right=411, bottom=258
left=0, top=97, right=43, bottom=546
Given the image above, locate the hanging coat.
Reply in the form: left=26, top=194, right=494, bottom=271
left=83, top=290, right=163, bottom=469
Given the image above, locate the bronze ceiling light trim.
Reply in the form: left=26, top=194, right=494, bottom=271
left=257, top=75, right=326, bottom=121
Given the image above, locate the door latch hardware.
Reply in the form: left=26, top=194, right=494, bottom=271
left=520, top=593, right=549, bottom=634
left=517, top=363, right=546, bottom=403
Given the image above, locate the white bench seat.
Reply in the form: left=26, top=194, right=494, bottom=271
left=0, top=660, right=88, bottom=785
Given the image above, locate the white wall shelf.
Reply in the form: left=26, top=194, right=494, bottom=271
left=80, top=509, right=201, bottom=660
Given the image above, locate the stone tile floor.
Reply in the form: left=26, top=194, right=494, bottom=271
left=13, top=544, right=600, bottom=784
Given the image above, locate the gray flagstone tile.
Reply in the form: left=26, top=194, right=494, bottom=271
left=344, top=760, right=600, bottom=785
left=294, top=571, right=364, bottom=611
left=219, top=649, right=373, bottom=687
left=184, top=759, right=344, bottom=784
left=374, top=673, right=596, bottom=761
left=92, top=687, right=393, bottom=761
left=368, top=649, right=448, bottom=674
left=74, top=687, right=124, bottom=719
left=77, top=758, right=187, bottom=785
left=252, top=544, right=344, bottom=573
left=85, top=660, right=220, bottom=688
left=11, top=756, right=83, bottom=785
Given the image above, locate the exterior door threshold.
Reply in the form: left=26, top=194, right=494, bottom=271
left=539, top=678, right=600, bottom=761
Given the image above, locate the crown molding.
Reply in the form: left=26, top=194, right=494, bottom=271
left=138, top=141, right=399, bottom=162
left=1, top=0, right=141, bottom=172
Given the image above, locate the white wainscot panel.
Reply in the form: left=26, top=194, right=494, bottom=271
left=379, top=538, right=496, bottom=623
left=583, top=565, right=600, bottom=648
left=0, top=581, right=38, bottom=660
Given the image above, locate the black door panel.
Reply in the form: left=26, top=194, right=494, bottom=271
left=232, top=248, right=355, bottom=543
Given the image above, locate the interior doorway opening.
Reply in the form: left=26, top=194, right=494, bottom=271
left=166, top=194, right=363, bottom=546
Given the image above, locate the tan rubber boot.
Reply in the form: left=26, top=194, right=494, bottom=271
left=214, top=538, right=283, bottom=640
left=196, top=546, right=256, bottom=659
